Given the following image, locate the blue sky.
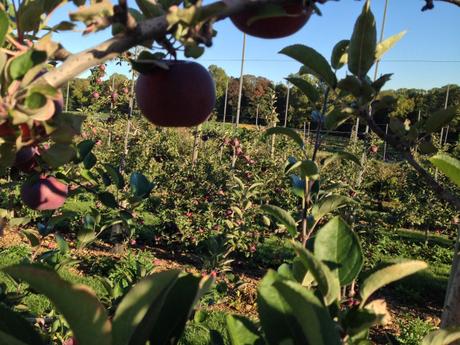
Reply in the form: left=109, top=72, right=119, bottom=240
left=51, top=0, right=460, bottom=90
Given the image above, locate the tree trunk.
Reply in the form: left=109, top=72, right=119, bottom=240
left=441, top=226, right=460, bottom=330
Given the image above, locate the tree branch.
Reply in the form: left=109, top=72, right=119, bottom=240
left=422, top=0, right=460, bottom=10
left=434, top=0, right=460, bottom=7
left=363, top=109, right=460, bottom=212
left=41, top=0, right=288, bottom=88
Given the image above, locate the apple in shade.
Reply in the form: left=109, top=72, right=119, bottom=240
left=13, top=146, right=38, bottom=172
left=21, top=176, right=68, bottom=210
left=135, top=61, right=215, bottom=127
left=228, top=1, right=313, bottom=39
left=0, top=122, right=14, bottom=137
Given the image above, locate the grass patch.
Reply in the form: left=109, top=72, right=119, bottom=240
left=180, top=310, right=229, bottom=345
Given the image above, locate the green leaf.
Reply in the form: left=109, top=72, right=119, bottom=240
left=41, top=143, right=76, bottom=168
left=342, top=308, right=383, bottom=336
left=292, top=243, right=340, bottom=306
left=226, top=315, right=263, bottom=345
left=9, top=217, right=31, bottom=227
left=3, top=264, right=111, bottom=345
left=257, top=270, right=308, bottom=345
left=130, top=51, right=169, bottom=74
left=375, top=31, right=407, bottom=60
left=184, top=45, right=205, bottom=59
left=149, top=274, right=207, bottom=345
left=337, top=76, right=362, bottom=98
left=314, top=216, right=363, bottom=286
left=18, top=0, right=44, bottom=33
left=323, top=151, right=361, bottom=168
left=98, top=192, right=118, bottom=208
left=264, top=127, right=304, bottom=149
left=372, top=73, right=393, bottom=93
left=360, top=260, right=428, bottom=305
left=312, top=195, right=352, bottom=223
left=324, top=107, right=354, bottom=131
left=135, top=0, right=164, bottom=18
left=273, top=280, right=342, bottom=345
left=9, top=50, right=47, bottom=80
left=25, top=92, right=46, bottom=109
left=419, top=141, right=437, bottom=155
left=130, top=172, right=153, bottom=199
left=76, top=140, right=95, bottom=162
left=0, top=330, right=31, bottom=345
left=286, top=159, right=319, bottom=180
left=422, top=327, right=460, bottom=345
left=55, top=233, right=69, bottom=254
left=261, top=205, right=297, bottom=237
left=331, top=40, right=349, bottom=70
left=0, top=9, right=9, bottom=47
left=429, top=153, right=460, bottom=187
left=289, top=174, right=305, bottom=199
left=78, top=214, right=98, bottom=247
left=286, top=77, right=319, bottom=103
left=103, top=164, right=125, bottom=189
left=423, top=107, right=457, bottom=133
left=112, top=270, right=180, bottom=345
left=21, top=229, right=40, bottom=247
left=0, top=303, right=45, bottom=345
left=348, top=0, right=377, bottom=77
left=279, top=45, right=337, bottom=88
left=83, top=152, right=97, bottom=170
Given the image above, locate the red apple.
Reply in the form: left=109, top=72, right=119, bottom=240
left=229, top=2, right=313, bottom=39
left=135, top=61, right=216, bottom=127
left=21, top=176, right=68, bottom=210
left=0, top=122, right=14, bottom=138
left=370, top=145, right=378, bottom=154
left=92, top=91, right=100, bottom=99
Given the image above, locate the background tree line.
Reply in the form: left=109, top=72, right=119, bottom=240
left=63, top=65, right=460, bottom=139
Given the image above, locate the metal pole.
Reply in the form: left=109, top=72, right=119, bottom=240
left=284, top=81, right=290, bottom=127
left=255, top=104, right=259, bottom=128
left=435, top=85, right=450, bottom=180
left=121, top=47, right=138, bottom=172
left=354, top=118, right=360, bottom=141
left=373, top=0, right=390, bottom=81
left=364, top=0, right=390, bottom=135
left=443, top=85, right=451, bottom=146
left=383, top=124, right=389, bottom=161
left=235, top=33, right=246, bottom=127
left=65, top=81, right=70, bottom=112
left=223, top=78, right=229, bottom=124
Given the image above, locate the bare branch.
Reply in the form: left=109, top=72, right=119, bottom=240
left=41, top=0, right=289, bottom=88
